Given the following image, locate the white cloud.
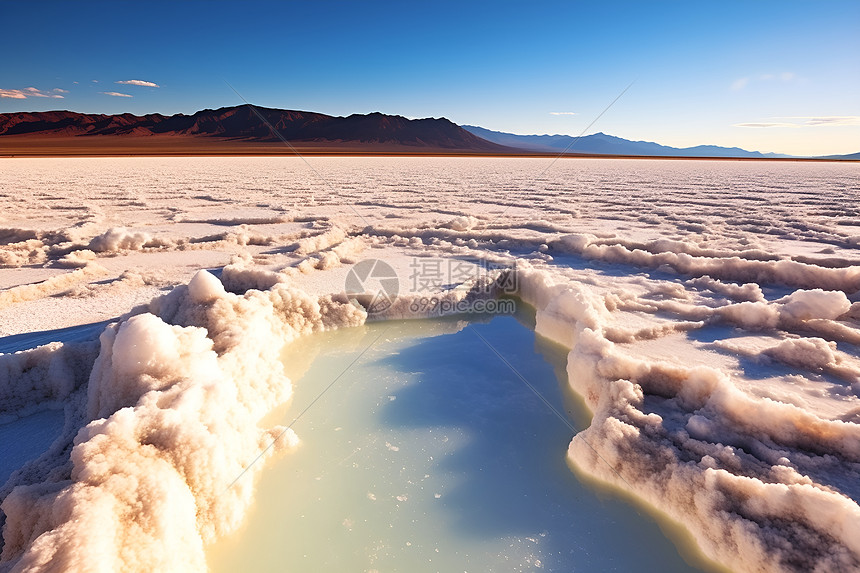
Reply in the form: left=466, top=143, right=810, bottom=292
left=0, top=89, right=27, bottom=99
left=731, top=77, right=749, bottom=91
left=0, top=87, right=64, bottom=99
left=24, top=87, right=64, bottom=98
left=734, top=122, right=799, bottom=128
left=116, top=79, right=159, bottom=88
left=732, top=72, right=796, bottom=91
left=549, top=111, right=577, bottom=116
left=53, top=88, right=69, bottom=94
left=734, top=116, right=860, bottom=129
left=793, top=116, right=860, bottom=126
left=102, top=91, right=133, bottom=98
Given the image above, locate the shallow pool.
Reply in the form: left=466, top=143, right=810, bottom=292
left=207, top=313, right=715, bottom=572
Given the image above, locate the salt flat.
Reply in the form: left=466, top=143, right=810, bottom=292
left=0, top=156, right=858, bottom=573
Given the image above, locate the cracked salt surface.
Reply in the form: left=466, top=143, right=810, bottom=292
left=2, top=157, right=859, bottom=572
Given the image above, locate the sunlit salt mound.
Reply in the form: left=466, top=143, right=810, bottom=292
left=0, top=271, right=365, bottom=572
left=516, top=266, right=860, bottom=573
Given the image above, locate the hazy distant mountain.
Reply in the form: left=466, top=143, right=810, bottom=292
left=820, top=151, right=860, bottom=160
left=0, top=106, right=510, bottom=151
left=463, top=125, right=793, bottom=158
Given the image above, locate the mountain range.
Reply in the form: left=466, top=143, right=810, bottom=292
left=822, top=151, right=860, bottom=160
left=0, top=106, right=506, bottom=152
left=462, top=125, right=792, bottom=158
left=0, top=106, right=856, bottom=159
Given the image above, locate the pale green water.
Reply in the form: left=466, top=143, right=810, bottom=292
left=207, top=313, right=714, bottom=572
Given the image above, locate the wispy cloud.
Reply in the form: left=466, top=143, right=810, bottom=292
left=734, top=116, right=860, bottom=128
left=102, top=91, right=133, bottom=98
left=731, top=72, right=796, bottom=91
left=0, top=89, right=27, bottom=99
left=730, top=77, right=749, bottom=91
left=788, top=116, right=860, bottom=126
left=116, top=79, right=159, bottom=88
left=734, top=122, right=799, bottom=129
left=0, top=87, right=65, bottom=99
left=549, top=111, right=577, bottom=116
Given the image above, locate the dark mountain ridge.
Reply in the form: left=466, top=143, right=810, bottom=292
left=0, top=106, right=508, bottom=150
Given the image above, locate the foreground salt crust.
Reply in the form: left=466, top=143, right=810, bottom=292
left=0, top=271, right=364, bottom=572
left=517, top=265, right=860, bottom=572
left=1, top=157, right=859, bottom=572
left=1, top=262, right=858, bottom=572
left=0, top=269, right=500, bottom=572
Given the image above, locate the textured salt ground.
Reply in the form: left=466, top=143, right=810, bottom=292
left=0, top=157, right=858, bottom=573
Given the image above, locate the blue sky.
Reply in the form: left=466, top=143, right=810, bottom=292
left=2, top=0, right=858, bottom=155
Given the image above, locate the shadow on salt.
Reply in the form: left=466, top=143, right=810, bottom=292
left=0, top=409, right=64, bottom=485
left=0, top=320, right=110, bottom=354
left=207, top=309, right=726, bottom=572
left=0, top=321, right=102, bottom=486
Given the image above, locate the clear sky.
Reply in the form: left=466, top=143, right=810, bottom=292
left=2, top=0, right=858, bottom=156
